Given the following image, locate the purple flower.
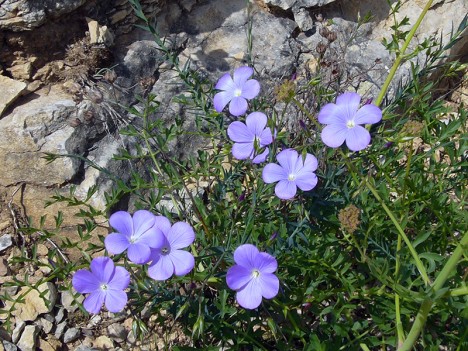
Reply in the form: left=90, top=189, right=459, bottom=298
left=72, top=256, right=130, bottom=314
left=214, top=66, right=260, bottom=117
left=105, top=210, right=160, bottom=264
left=318, top=92, right=382, bottom=151
left=226, top=244, right=279, bottom=309
left=262, top=149, right=318, bottom=200
left=147, top=216, right=195, bottom=281
left=227, top=112, right=273, bottom=164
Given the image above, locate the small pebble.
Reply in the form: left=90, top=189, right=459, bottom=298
left=63, top=327, right=81, bottom=343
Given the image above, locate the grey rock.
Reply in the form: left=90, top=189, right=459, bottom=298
left=86, top=314, right=101, bottom=328
left=264, top=0, right=337, bottom=10
left=37, top=317, right=54, bottom=334
left=54, top=307, right=65, bottom=324
left=2, top=341, right=18, bottom=351
left=293, top=7, right=313, bottom=31
left=61, top=289, right=83, bottom=313
left=54, top=321, right=67, bottom=340
left=0, top=0, right=89, bottom=30
left=16, top=325, right=39, bottom=351
left=64, top=327, right=81, bottom=343
left=0, top=235, right=12, bottom=253
left=107, top=323, right=127, bottom=342
left=11, top=320, right=25, bottom=344
left=74, top=346, right=99, bottom=351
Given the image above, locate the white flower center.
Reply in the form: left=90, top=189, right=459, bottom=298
left=251, top=269, right=261, bottom=279
left=100, top=283, right=109, bottom=291
left=346, top=120, right=355, bottom=129
left=234, top=88, right=242, bottom=97
left=288, top=173, right=296, bottom=181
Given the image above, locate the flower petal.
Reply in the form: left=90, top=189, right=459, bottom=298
left=295, top=172, right=318, bottom=191
left=229, top=97, right=248, bottom=116
left=90, top=257, right=115, bottom=283
left=236, top=280, right=263, bottom=309
left=233, top=244, right=259, bottom=269
left=108, top=266, right=130, bottom=290
left=233, top=66, right=254, bottom=86
left=246, top=112, right=267, bottom=136
left=275, top=179, right=297, bottom=200
left=254, top=252, right=277, bottom=274
left=317, top=102, right=341, bottom=124
left=353, top=104, right=382, bottom=125
left=109, top=211, right=133, bottom=237
left=132, top=210, right=155, bottom=238
left=232, top=142, right=254, bottom=160
left=259, top=128, right=273, bottom=146
left=105, top=233, right=130, bottom=255
left=298, top=154, right=318, bottom=174
left=321, top=124, right=348, bottom=148
left=241, top=79, right=260, bottom=99
left=170, top=250, right=195, bottom=276
left=154, top=216, right=172, bottom=234
left=148, top=255, right=174, bottom=281
left=73, top=270, right=100, bottom=293
left=226, top=264, right=253, bottom=290
left=215, top=73, right=236, bottom=91
left=214, top=91, right=234, bottom=113
left=345, top=125, right=371, bottom=151
left=276, top=149, right=298, bottom=174
left=336, top=92, right=361, bottom=113
left=167, top=222, right=195, bottom=249
left=127, top=243, right=151, bottom=264
left=83, top=290, right=105, bottom=314
left=252, top=148, right=269, bottom=164
left=262, top=163, right=287, bottom=184
left=228, top=121, right=253, bottom=143
left=137, top=227, right=165, bottom=249
left=104, top=289, right=128, bottom=313
left=258, top=273, right=279, bottom=299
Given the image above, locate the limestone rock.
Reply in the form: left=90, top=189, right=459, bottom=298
left=0, top=0, right=89, bottom=30
left=86, top=18, right=114, bottom=46
left=0, top=86, right=78, bottom=187
left=0, top=234, right=12, bottom=253
left=16, top=325, right=39, bottom=351
left=107, top=323, right=127, bottom=342
left=0, top=258, right=8, bottom=276
left=93, top=335, right=114, bottom=349
left=61, top=289, right=84, bottom=313
left=264, top=0, right=337, bottom=10
left=63, top=327, right=81, bottom=343
left=1, top=341, right=17, bottom=351
left=11, top=320, right=25, bottom=344
left=0, top=76, right=27, bottom=118
left=6, top=282, right=57, bottom=321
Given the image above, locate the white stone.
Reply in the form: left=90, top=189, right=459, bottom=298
left=0, top=76, right=26, bottom=117
left=16, top=325, right=39, bottom=351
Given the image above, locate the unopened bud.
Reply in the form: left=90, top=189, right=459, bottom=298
left=319, top=26, right=330, bottom=38
left=104, top=70, right=117, bottom=83
left=326, top=31, right=337, bottom=42
left=316, top=42, right=327, bottom=54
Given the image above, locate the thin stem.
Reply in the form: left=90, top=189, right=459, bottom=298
left=292, top=97, right=321, bottom=129
left=375, top=0, right=434, bottom=106
left=398, top=231, right=468, bottom=351
left=365, top=178, right=430, bottom=286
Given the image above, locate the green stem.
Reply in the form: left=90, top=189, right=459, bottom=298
left=292, top=98, right=321, bottom=129
left=395, top=141, right=415, bottom=345
left=398, top=231, right=468, bottom=351
left=365, top=179, right=430, bottom=286
left=375, top=0, right=434, bottom=106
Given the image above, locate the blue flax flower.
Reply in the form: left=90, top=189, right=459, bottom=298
left=262, top=149, right=318, bottom=200
left=105, top=210, right=160, bottom=264
left=227, top=111, right=273, bottom=163
left=318, top=92, right=382, bottom=151
left=226, top=244, right=279, bottom=309
left=72, top=257, right=130, bottom=314
left=214, top=66, right=260, bottom=117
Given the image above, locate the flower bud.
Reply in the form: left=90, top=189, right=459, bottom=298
left=104, top=70, right=117, bottom=83
left=316, top=42, right=327, bottom=54
left=326, top=31, right=337, bottom=42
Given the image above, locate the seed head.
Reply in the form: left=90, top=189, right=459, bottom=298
left=401, top=120, right=424, bottom=137
left=274, top=79, right=296, bottom=103
left=338, top=205, right=361, bottom=234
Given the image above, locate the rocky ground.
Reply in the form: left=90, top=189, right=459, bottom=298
left=0, top=0, right=467, bottom=350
